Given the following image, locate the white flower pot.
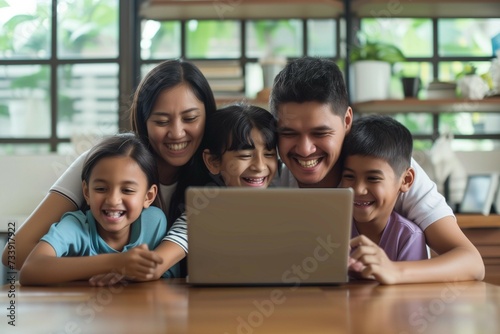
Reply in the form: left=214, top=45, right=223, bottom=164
left=350, top=60, right=391, bottom=103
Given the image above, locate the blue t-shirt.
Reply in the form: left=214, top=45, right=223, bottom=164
left=41, top=206, right=179, bottom=278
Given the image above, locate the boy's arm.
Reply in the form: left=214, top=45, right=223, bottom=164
left=349, top=217, right=485, bottom=284
left=19, top=242, right=163, bottom=286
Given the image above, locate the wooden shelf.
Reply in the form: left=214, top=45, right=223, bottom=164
left=351, top=0, right=500, bottom=18
left=140, top=0, right=344, bottom=19
left=352, top=98, right=500, bottom=114
left=139, top=0, right=500, bottom=21
left=456, top=214, right=500, bottom=229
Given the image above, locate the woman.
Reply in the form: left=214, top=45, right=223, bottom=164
left=2, top=59, right=217, bottom=282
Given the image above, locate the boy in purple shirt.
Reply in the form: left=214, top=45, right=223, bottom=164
left=340, top=115, right=428, bottom=283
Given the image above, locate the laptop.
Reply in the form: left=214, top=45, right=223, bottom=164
left=186, top=187, right=353, bottom=286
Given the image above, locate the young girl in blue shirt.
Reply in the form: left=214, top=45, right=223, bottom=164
left=19, top=133, right=175, bottom=285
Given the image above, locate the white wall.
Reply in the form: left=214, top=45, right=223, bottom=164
left=455, top=151, right=500, bottom=174
left=0, top=154, right=74, bottom=231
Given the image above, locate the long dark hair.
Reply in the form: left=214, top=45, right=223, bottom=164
left=128, top=59, right=217, bottom=223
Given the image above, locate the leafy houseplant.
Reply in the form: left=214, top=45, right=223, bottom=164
left=350, top=40, right=406, bottom=64
left=349, top=40, right=406, bottom=102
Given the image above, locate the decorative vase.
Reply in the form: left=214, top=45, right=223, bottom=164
left=401, top=77, right=421, bottom=98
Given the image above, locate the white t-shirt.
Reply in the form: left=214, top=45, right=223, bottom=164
left=272, top=158, right=454, bottom=231
left=50, top=151, right=187, bottom=252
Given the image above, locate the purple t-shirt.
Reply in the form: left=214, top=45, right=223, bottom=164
left=351, top=211, right=428, bottom=261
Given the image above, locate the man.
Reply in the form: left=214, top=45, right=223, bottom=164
left=270, top=56, right=484, bottom=284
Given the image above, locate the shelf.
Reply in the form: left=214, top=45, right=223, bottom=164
left=456, top=214, right=500, bottom=229
left=351, top=0, right=500, bottom=18
left=139, top=1, right=500, bottom=21
left=140, top=0, right=344, bottom=20
left=352, top=98, right=500, bottom=114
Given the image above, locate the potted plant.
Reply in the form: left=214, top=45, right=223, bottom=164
left=349, top=39, right=406, bottom=102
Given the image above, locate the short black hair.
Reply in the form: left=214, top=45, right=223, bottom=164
left=342, top=115, right=413, bottom=176
left=269, top=56, right=349, bottom=118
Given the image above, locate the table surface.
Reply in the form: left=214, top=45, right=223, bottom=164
left=1, top=278, right=500, bottom=334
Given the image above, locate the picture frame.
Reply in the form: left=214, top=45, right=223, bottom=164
left=459, top=173, right=499, bottom=216
left=496, top=181, right=500, bottom=214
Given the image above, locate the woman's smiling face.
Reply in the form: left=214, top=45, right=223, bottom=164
left=146, top=83, right=206, bottom=171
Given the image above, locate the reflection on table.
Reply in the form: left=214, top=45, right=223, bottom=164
left=1, top=278, right=499, bottom=333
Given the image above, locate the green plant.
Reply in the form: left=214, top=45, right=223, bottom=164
left=9, top=66, right=49, bottom=91
left=456, top=63, right=478, bottom=79
left=350, top=40, right=406, bottom=64
left=0, top=104, right=8, bottom=117
left=253, top=20, right=295, bottom=56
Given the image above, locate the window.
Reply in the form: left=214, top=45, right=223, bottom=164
left=0, top=0, right=119, bottom=155
left=139, top=18, right=339, bottom=100
left=358, top=17, right=500, bottom=151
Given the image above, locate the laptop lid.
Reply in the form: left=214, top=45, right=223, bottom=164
left=186, top=187, right=353, bottom=286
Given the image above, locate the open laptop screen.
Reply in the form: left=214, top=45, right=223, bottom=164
left=186, top=187, right=353, bottom=286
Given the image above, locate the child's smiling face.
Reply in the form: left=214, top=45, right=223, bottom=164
left=210, top=128, right=278, bottom=188
left=83, top=156, right=156, bottom=246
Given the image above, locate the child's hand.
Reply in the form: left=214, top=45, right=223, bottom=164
left=349, top=235, right=400, bottom=284
left=89, top=273, right=125, bottom=286
left=119, top=244, right=164, bottom=281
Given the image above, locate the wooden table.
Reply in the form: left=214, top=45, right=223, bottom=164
left=2, top=279, right=500, bottom=333
left=457, top=215, right=500, bottom=285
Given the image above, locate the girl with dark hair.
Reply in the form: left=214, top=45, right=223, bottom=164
left=19, top=133, right=174, bottom=285
left=4, top=59, right=217, bottom=282
left=201, top=102, right=278, bottom=188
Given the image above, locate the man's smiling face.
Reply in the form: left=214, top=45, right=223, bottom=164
left=277, top=101, right=352, bottom=188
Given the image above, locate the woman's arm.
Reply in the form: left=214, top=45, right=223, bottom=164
left=19, top=242, right=163, bottom=286
left=151, top=212, right=188, bottom=278
left=2, top=152, right=87, bottom=269
left=150, top=240, right=186, bottom=279
left=2, top=192, right=77, bottom=269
